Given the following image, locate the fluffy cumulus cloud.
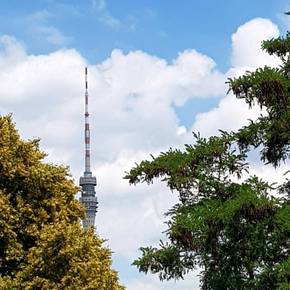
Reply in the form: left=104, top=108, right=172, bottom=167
left=0, top=17, right=286, bottom=290
left=231, top=18, right=280, bottom=68
left=192, top=17, right=280, bottom=138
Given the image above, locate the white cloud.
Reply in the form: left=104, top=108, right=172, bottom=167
left=0, top=17, right=285, bottom=290
left=87, top=48, right=224, bottom=162
left=0, top=35, right=26, bottom=68
left=231, top=18, right=280, bottom=68
left=96, top=152, right=177, bottom=257
left=126, top=274, right=200, bottom=290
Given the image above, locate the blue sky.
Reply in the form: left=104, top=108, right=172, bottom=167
left=0, top=0, right=287, bottom=71
left=0, top=1, right=289, bottom=289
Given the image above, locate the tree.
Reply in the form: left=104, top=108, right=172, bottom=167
left=0, top=115, right=124, bottom=290
left=125, top=32, right=290, bottom=290
left=228, top=32, right=290, bottom=166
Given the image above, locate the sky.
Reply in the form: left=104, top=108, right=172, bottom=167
left=1, top=1, right=290, bottom=289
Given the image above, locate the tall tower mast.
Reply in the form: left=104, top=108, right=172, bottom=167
left=79, top=67, right=98, bottom=228
left=85, top=67, right=90, bottom=173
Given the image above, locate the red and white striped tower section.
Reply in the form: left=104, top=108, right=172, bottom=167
left=79, top=67, right=98, bottom=228
left=85, top=67, right=91, bottom=173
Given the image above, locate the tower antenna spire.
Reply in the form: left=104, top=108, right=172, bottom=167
left=80, top=67, right=98, bottom=228
left=84, top=67, right=91, bottom=174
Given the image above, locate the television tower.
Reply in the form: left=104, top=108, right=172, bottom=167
left=79, top=67, right=98, bottom=228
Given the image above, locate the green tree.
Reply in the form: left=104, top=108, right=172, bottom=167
left=228, top=31, right=290, bottom=166
left=0, top=115, right=124, bottom=290
left=125, top=32, right=290, bottom=290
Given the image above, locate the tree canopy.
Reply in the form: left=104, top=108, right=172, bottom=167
left=0, top=115, right=124, bottom=290
left=125, top=32, right=290, bottom=289
left=228, top=32, right=290, bottom=166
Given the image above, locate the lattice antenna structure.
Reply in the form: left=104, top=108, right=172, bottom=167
left=79, top=67, right=98, bottom=228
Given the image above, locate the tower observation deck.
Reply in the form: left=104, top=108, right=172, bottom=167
left=79, top=67, right=98, bottom=228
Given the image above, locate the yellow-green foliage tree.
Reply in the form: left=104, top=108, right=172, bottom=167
left=0, top=115, right=124, bottom=290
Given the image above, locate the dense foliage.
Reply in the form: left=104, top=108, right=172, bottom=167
left=228, top=32, right=290, bottom=166
left=0, top=115, right=124, bottom=290
left=125, top=32, right=290, bottom=289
